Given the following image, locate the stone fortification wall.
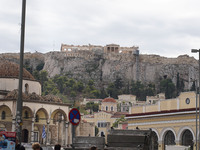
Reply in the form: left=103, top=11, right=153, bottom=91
left=61, top=44, right=139, bottom=55
left=61, top=44, right=103, bottom=52
left=120, top=46, right=139, bottom=54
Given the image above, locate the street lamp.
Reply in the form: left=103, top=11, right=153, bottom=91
left=191, top=79, right=198, bottom=150
left=191, top=49, right=200, bottom=150
left=16, top=0, right=26, bottom=144
left=46, top=118, right=50, bottom=146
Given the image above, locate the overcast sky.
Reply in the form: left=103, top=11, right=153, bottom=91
left=1, top=0, right=200, bottom=58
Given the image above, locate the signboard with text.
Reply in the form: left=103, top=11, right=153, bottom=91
left=0, top=131, right=16, bottom=150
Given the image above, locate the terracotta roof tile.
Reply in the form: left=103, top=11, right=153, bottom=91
left=102, top=97, right=117, bottom=103
left=0, top=60, right=35, bottom=80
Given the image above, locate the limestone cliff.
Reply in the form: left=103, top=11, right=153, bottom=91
left=0, top=51, right=198, bottom=90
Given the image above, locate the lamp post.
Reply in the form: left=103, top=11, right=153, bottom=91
left=192, top=79, right=198, bottom=150
left=65, top=122, right=69, bottom=146
left=46, top=119, right=50, bottom=146
left=16, top=0, right=26, bottom=144
left=191, top=49, right=200, bottom=150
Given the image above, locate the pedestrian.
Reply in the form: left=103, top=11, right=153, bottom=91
left=54, top=144, right=61, bottom=150
left=32, top=142, right=43, bottom=150
left=15, top=138, right=25, bottom=150
left=90, top=146, right=97, bottom=150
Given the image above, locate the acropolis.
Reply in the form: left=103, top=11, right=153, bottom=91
left=60, top=44, right=139, bottom=55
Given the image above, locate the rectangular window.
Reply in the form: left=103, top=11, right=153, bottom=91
left=34, top=132, right=39, bottom=142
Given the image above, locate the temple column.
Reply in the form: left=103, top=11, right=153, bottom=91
left=65, top=122, right=69, bottom=146
left=31, top=117, right=35, bottom=143
left=46, top=119, right=50, bottom=145
left=11, top=118, right=16, bottom=132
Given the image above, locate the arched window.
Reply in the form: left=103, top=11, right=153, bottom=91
left=24, top=111, right=29, bottom=119
left=106, top=106, right=108, bottom=111
left=182, top=129, right=193, bottom=149
left=111, top=106, right=113, bottom=111
left=25, top=83, right=29, bottom=94
left=35, top=115, right=39, bottom=122
left=164, top=130, right=175, bottom=149
left=151, top=131, right=158, bottom=150
left=1, top=111, right=6, bottom=120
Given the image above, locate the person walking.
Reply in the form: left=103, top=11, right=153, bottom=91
left=54, top=144, right=61, bottom=150
left=32, top=142, right=43, bottom=150
left=15, top=138, right=25, bottom=150
left=90, top=146, right=97, bottom=150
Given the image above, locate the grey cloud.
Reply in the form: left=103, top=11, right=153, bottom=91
left=0, top=0, right=200, bottom=59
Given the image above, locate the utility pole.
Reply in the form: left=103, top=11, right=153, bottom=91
left=16, top=0, right=26, bottom=144
left=191, top=49, right=200, bottom=150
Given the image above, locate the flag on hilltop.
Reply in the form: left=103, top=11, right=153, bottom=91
left=42, top=125, right=46, bottom=138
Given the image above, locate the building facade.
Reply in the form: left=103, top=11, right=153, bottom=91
left=100, top=97, right=117, bottom=112
left=126, top=91, right=197, bottom=150
left=0, top=60, right=71, bottom=145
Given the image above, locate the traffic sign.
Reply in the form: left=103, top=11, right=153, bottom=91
left=69, top=108, right=81, bottom=125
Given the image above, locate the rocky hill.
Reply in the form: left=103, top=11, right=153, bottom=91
left=0, top=51, right=198, bottom=90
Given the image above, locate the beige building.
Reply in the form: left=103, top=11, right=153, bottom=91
left=146, top=93, right=165, bottom=104
left=83, top=97, right=127, bottom=141
left=80, top=98, right=103, bottom=106
left=82, top=111, right=127, bottom=141
left=126, top=91, right=198, bottom=150
left=118, top=94, right=145, bottom=113
left=100, top=97, right=117, bottom=112
left=0, top=60, right=71, bottom=146
left=0, top=60, right=95, bottom=146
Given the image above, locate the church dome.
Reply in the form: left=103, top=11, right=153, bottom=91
left=102, top=97, right=117, bottom=103
left=0, top=60, right=35, bottom=80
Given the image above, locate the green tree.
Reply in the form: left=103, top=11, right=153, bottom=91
left=36, top=62, right=44, bottom=71
left=95, top=126, right=99, bottom=136
left=76, top=81, right=84, bottom=92
left=33, top=70, right=40, bottom=80
left=83, top=80, right=100, bottom=98
left=39, top=70, right=48, bottom=92
left=130, top=81, right=155, bottom=101
left=130, top=81, right=144, bottom=100
left=106, top=83, right=118, bottom=98
left=176, top=73, right=185, bottom=96
left=86, top=102, right=99, bottom=114
left=54, top=76, right=66, bottom=93
left=112, top=115, right=126, bottom=128
left=160, top=78, right=175, bottom=99
left=114, top=77, right=123, bottom=90
left=43, top=79, right=59, bottom=95
left=70, top=91, right=77, bottom=98
left=100, top=87, right=108, bottom=99
left=190, top=81, right=196, bottom=91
